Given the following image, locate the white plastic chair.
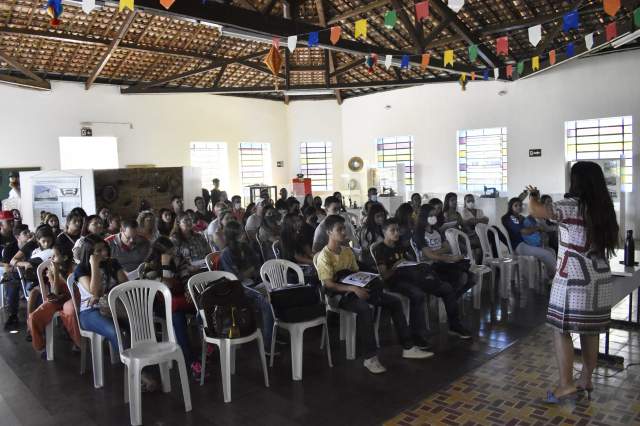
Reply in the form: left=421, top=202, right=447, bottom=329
left=187, top=271, right=269, bottom=402
left=496, top=222, right=540, bottom=298
left=409, top=239, right=443, bottom=326
left=272, top=240, right=281, bottom=259
left=66, top=275, right=117, bottom=389
left=444, top=229, right=492, bottom=310
left=205, top=252, right=218, bottom=271
left=259, top=259, right=332, bottom=381
left=108, top=281, right=192, bottom=426
left=126, top=267, right=140, bottom=281
left=475, top=224, right=520, bottom=300
left=36, top=260, right=58, bottom=361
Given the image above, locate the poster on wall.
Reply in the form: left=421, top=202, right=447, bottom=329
left=32, top=174, right=82, bottom=223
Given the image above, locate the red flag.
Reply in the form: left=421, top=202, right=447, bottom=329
left=603, top=0, right=621, bottom=17
left=415, top=1, right=429, bottom=21
left=549, top=50, right=556, bottom=65
left=496, top=36, right=508, bottom=56
left=272, top=37, right=280, bottom=49
left=330, top=26, right=342, bottom=45
left=506, top=64, right=513, bottom=78
left=605, top=22, right=617, bottom=41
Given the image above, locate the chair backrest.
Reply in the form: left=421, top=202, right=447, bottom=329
left=255, top=233, right=267, bottom=262
left=37, top=259, right=52, bottom=298
left=496, top=221, right=515, bottom=255
left=187, top=271, right=238, bottom=314
left=369, top=240, right=383, bottom=274
left=272, top=240, right=281, bottom=259
left=475, top=223, right=494, bottom=261
left=259, top=259, right=305, bottom=292
left=108, top=280, right=176, bottom=352
left=445, top=228, right=476, bottom=266
left=345, top=212, right=360, bottom=228
left=205, top=251, right=220, bottom=271
left=66, top=274, right=84, bottom=333
left=488, top=226, right=508, bottom=258
left=409, top=238, right=422, bottom=262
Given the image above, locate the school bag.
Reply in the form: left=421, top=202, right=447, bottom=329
left=198, top=277, right=256, bottom=339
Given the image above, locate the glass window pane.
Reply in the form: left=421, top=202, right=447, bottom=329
left=457, top=128, right=507, bottom=192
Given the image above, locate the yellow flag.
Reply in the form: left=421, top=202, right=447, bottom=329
left=355, top=19, right=367, bottom=40
left=532, top=56, right=540, bottom=71
left=444, top=49, right=454, bottom=67
left=119, top=0, right=134, bottom=12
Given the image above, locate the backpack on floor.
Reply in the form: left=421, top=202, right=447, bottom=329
left=198, top=277, right=256, bottom=339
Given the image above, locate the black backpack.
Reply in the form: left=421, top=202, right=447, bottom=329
left=198, top=278, right=256, bottom=339
left=268, top=285, right=325, bottom=323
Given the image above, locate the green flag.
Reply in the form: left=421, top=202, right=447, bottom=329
left=384, top=11, right=397, bottom=29
left=517, top=61, right=524, bottom=75
left=468, top=44, right=478, bottom=62
left=634, top=7, right=640, bottom=28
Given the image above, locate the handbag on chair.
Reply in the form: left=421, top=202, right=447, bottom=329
left=198, top=277, right=256, bottom=339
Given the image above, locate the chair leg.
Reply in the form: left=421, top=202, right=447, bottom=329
left=175, top=355, right=192, bottom=412
left=319, top=322, right=326, bottom=350
left=109, top=342, right=118, bottom=364
left=80, top=338, right=87, bottom=375
left=339, top=312, right=346, bottom=341
left=438, top=299, right=447, bottom=324
left=345, top=314, right=356, bottom=360
left=123, top=365, right=129, bottom=403
left=159, top=361, right=172, bottom=393
left=219, top=340, right=232, bottom=403
left=256, top=332, right=270, bottom=388
left=374, top=308, right=381, bottom=349
left=230, top=345, right=237, bottom=375
left=45, top=321, right=54, bottom=361
left=473, top=274, right=482, bottom=310
left=324, top=322, right=333, bottom=368
left=290, top=325, right=304, bottom=381
left=269, top=323, right=277, bottom=367
left=200, top=333, right=207, bottom=387
left=424, top=299, right=431, bottom=331
left=127, top=364, right=142, bottom=425
left=90, top=334, right=104, bottom=389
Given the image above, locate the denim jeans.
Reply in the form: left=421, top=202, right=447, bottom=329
left=243, top=285, right=274, bottom=348
left=5, top=279, right=20, bottom=316
left=172, top=310, right=193, bottom=365
left=79, top=308, right=119, bottom=354
left=515, top=243, right=556, bottom=279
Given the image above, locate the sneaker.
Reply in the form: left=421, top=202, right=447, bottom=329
left=449, top=323, right=472, bottom=340
left=402, top=346, right=434, bottom=359
left=413, top=337, right=432, bottom=351
left=363, top=356, right=387, bottom=374
left=4, top=314, right=18, bottom=331
left=191, top=361, right=209, bottom=381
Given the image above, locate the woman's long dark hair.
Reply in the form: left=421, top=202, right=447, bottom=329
left=443, top=192, right=457, bottom=213
left=144, top=236, right=175, bottom=275
left=302, top=194, right=314, bottom=211
left=243, top=202, right=255, bottom=225
left=52, top=242, right=74, bottom=278
left=170, top=213, right=191, bottom=243
left=224, top=220, right=248, bottom=260
left=568, top=161, right=619, bottom=257
left=501, top=197, right=522, bottom=226
left=81, top=215, right=102, bottom=237
left=362, top=203, right=387, bottom=244
left=280, top=213, right=301, bottom=261
left=394, top=203, right=414, bottom=229
left=158, top=208, right=174, bottom=236
left=428, top=198, right=444, bottom=227
left=77, top=234, right=110, bottom=272
left=415, top=204, right=436, bottom=241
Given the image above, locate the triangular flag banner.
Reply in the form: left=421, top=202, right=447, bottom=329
left=82, top=0, right=95, bottom=14
left=468, top=44, right=478, bottom=62
left=493, top=68, right=499, bottom=80
left=603, top=0, right=621, bottom=17
left=460, top=73, right=467, bottom=82
left=272, top=37, right=280, bottom=49
left=549, top=50, right=556, bottom=65
left=496, top=36, right=508, bottom=55
left=263, top=46, right=283, bottom=88
left=585, top=32, right=594, bottom=50
left=384, top=11, right=397, bottom=29
left=420, top=53, right=430, bottom=70
left=119, top=0, right=133, bottom=12
left=516, top=61, right=524, bottom=75
left=330, top=26, right=341, bottom=45
left=448, top=0, right=465, bottom=13
left=355, top=19, right=367, bottom=39
left=400, top=55, right=410, bottom=69
left=605, top=22, right=617, bottom=41
left=308, top=31, right=319, bottom=47
left=365, top=54, right=378, bottom=73
left=160, top=0, right=174, bottom=9
left=385, top=55, right=393, bottom=69
left=528, top=24, right=541, bottom=46
left=566, top=42, right=575, bottom=58
left=532, top=56, right=540, bottom=71
left=483, top=69, right=489, bottom=81
left=470, top=72, right=476, bottom=81
left=46, top=0, right=63, bottom=26
left=635, top=8, right=640, bottom=28
left=443, top=49, right=454, bottom=67
left=506, top=64, right=513, bottom=78
left=287, top=35, right=297, bottom=52
left=415, top=1, right=429, bottom=21
left=562, top=10, right=579, bottom=33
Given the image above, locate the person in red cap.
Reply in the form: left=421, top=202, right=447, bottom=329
left=1, top=212, right=20, bottom=329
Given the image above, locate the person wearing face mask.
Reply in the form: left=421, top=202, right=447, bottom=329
left=245, top=199, right=265, bottom=241
left=106, top=219, right=151, bottom=273
left=312, top=196, right=356, bottom=253
left=367, top=187, right=378, bottom=203
left=461, top=194, right=488, bottom=256
left=230, top=195, right=245, bottom=223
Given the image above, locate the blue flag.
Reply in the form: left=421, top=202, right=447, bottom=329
left=483, top=69, right=489, bottom=81
left=400, top=54, right=409, bottom=69
left=308, top=32, right=319, bottom=47
left=566, top=42, right=575, bottom=58
left=562, top=10, right=579, bottom=33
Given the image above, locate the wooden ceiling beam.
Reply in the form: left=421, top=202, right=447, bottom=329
left=390, top=0, right=424, bottom=53
left=0, top=73, right=51, bottom=90
left=0, top=48, right=47, bottom=83
left=330, top=57, right=365, bottom=78
left=315, top=0, right=341, bottom=104
left=535, top=0, right=585, bottom=56
left=85, top=9, right=137, bottom=89
left=422, top=15, right=453, bottom=47
left=327, top=0, right=391, bottom=25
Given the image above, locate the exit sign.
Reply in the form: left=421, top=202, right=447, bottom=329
left=529, top=149, right=542, bottom=157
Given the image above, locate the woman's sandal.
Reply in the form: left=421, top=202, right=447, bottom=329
left=542, top=389, right=580, bottom=404
left=576, top=385, right=594, bottom=400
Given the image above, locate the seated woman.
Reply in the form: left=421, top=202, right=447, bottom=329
left=285, top=196, right=301, bottom=216
left=442, top=193, right=464, bottom=232
left=279, top=213, right=317, bottom=285
left=394, top=203, right=415, bottom=249
left=194, top=196, right=213, bottom=224
left=158, top=208, right=175, bottom=237
left=230, top=196, right=245, bottom=223
left=501, top=198, right=556, bottom=280
left=56, top=211, right=83, bottom=256
left=460, top=194, right=486, bottom=260
left=219, top=221, right=274, bottom=353
left=43, top=213, right=62, bottom=237
left=186, top=209, right=208, bottom=233
left=242, top=202, right=256, bottom=227
left=106, top=215, right=121, bottom=236
left=428, top=198, right=445, bottom=230
left=72, top=215, right=105, bottom=263
left=29, top=243, right=81, bottom=356
left=410, top=193, right=423, bottom=217
left=137, top=210, right=159, bottom=243
left=170, top=213, right=211, bottom=272
left=140, top=236, right=199, bottom=377
left=211, top=210, right=234, bottom=251
left=257, top=206, right=281, bottom=260
left=413, top=204, right=471, bottom=296
left=358, top=203, right=387, bottom=272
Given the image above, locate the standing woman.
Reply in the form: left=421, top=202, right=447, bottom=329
left=528, top=161, right=618, bottom=403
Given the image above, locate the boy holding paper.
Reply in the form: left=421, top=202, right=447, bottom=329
left=373, top=219, right=472, bottom=340
left=316, top=215, right=433, bottom=375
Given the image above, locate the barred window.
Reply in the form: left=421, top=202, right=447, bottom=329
left=239, top=142, right=272, bottom=188
left=376, top=136, right=414, bottom=190
left=457, top=127, right=508, bottom=192
left=189, top=142, right=228, bottom=189
left=299, top=142, right=333, bottom=191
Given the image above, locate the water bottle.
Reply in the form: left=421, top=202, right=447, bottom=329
left=624, top=230, right=635, bottom=266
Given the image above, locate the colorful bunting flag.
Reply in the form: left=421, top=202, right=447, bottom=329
left=566, top=42, right=575, bottom=57
left=516, top=61, right=524, bottom=75
left=528, top=24, right=541, bottom=46
left=603, top=0, right=621, bottom=17
left=384, top=11, right=397, bottom=29
left=493, top=68, right=499, bottom=80
left=605, top=22, right=617, bottom=41
left=400, top=54, right=410, bottom=69
left=532, top=56, right=540, bottom=71
left=330, top=26, right=341, bottom=45
left=82, top=0, right=95, bottom=14
left=287, top=35, right=297, bottom=52
left=496, top=36, right=508, bottom=55
left=421, top=53, right=431, bottom=70
left=308, top=31, right=319, bottom=47
left=635, top=7, right=640, bottom=28
left=444, top=49, right=454, bottom=67
left=585, top=32, right=594, bottom=50
left=365, top=54, right=378, bottom=73
left=272, top=37, right=280, bottom=49
left=263, top=46, right=283, bottom=88
left=483, top=69, right=489, bottom=81
left=506, top=64, right=513, bottom=78
left=470, top=71, right=476, bottom=81
left=549, top=50, right=556, bottom=65
left=385, top=54, right=393, bottom=69
left=562, top=10, right=579, bottom=33
left=415, top=1, right=429, bottom=21
left=355, top=19, right=367, bottom=39
left=46, top=0, right=63, bottom=26
left=160, top=0, right=174, bottom=9
left=468, top=44, right=478, bottom=62
left=119, top=0, right=133, bottom=12
left=448, top=0, right=465, bottom=13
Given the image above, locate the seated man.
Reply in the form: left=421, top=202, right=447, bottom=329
left=1, top=223, right=31, bottom=330
left=373, top=218, right=472, bottom=340
left=106, top=219, right=151, bottom=273
left=316, top=215, right=432, bottom=375
left=312, top=196, right=356, bottom=253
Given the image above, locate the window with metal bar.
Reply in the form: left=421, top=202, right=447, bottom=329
left=239, top=142, right=272, bottom=188
left=189, top=142, right=229, bottom=190
left=376, top=136, right=414, bottom=191
left=299, top=142, right=333, bottom=191
left=457, top=127, right=508, bottom=193
left=566, top=116, right=633, bottom=192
